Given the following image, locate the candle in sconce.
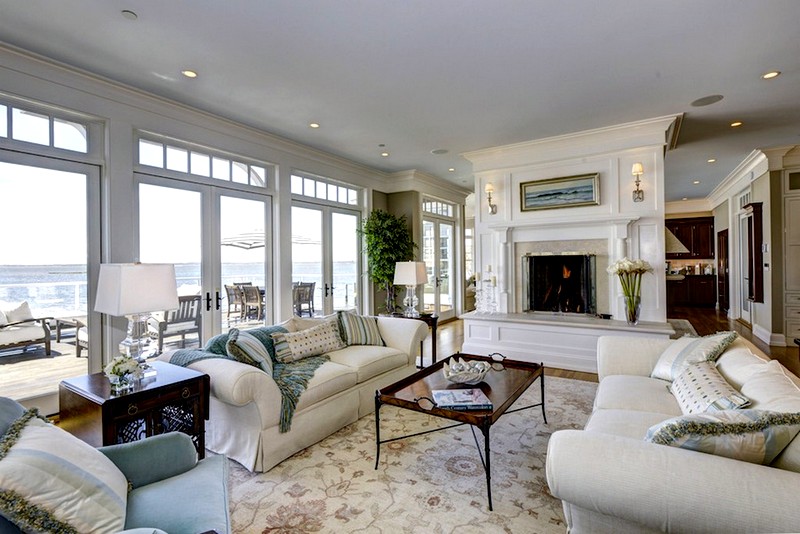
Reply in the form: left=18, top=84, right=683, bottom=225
left=475, top=272, right=481, bottom=282
left=491, top=276, right=497, bottom=287
left=487, top=265, right=492, bottom=273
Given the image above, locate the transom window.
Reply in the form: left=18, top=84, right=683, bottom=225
left=291, top=173, right=358, bottom=206
left=0, top=102, right=88, bottom=153
left=423, top=198, right=455, bottom=218
left=137, top=136, right=272, bottom=188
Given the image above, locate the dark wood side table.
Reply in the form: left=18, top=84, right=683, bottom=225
left=413, top=314, right=438, bottom=367
left=59, top=361, right=210, bottom=458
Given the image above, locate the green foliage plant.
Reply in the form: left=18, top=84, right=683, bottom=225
left=359, top=210, right=416, bottom=314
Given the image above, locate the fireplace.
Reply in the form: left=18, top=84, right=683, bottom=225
left=523, top=253, right=596, bottom=314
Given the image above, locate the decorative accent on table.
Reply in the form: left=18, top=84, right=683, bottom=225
left=104, top=354, right=142, bottom=394
left=474, top=265, right=498, bottom=313
left=607, top=257, right=653, bottom=325
left=520, top=173, right=599, bottom=211
left=442, top=357, right=491, bottom=384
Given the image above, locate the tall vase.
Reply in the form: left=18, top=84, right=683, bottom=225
left=625, top=295, right=641, bottom=325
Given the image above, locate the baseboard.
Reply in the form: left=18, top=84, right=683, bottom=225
left=752, top=323, right=786, bottom=347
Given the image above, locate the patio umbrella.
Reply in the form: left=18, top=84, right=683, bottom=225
left=220, top=232, right=266, bottom=250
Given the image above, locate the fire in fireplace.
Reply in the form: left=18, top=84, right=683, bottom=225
left=523, top=253, right=596, bottom=314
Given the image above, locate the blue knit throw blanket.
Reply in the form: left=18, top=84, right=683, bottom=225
left=169, top=348, right=329, bottom=433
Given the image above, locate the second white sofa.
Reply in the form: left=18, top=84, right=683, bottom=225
left=161, top=314, right=427, bottom=472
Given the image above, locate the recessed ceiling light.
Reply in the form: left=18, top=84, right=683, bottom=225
left=707, top=158, right=716, bottom=163
left=682, top=197, right=688, bottom=201
left=121, top=9, right=138, bottom=20
left=448, top=168, right=455, bottom=172
left=691, top=94, right=724, bottom=107
left=181, top=70, right=198, bottom=78
left=730, top=121, right=743, bottom=128
left=309, top=122, right=320, bottom=129
left=380, top=152, right=389, bottom=157
left=693, top=180, right=701, bottom=184
left=431, top=149, right=449, bottom=155
left=761, top=71, right=781, bottom=80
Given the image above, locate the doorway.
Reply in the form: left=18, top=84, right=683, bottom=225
left=717, top=229, right=729, bottom=313
left=422, top=219, right=456, bottom=321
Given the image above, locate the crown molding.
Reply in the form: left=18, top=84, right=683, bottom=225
left=706, top=150, right=768, bottom=209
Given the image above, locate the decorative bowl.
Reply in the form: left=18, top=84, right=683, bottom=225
left=442, top=357, right=491, bottom=384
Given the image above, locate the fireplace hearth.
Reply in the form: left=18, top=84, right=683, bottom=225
left=523, top=253, right=596, bottom=315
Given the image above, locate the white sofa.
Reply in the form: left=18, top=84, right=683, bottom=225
left=546, top=335, right=800, bottom=533
left=160, top=315, right=427, bottom=472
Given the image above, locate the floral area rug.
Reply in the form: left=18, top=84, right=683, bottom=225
left=228, top=376, right=597, bottom=534
left=667, top=318, right=698, bottom=339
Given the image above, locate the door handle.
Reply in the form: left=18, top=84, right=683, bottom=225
left=205, top=292, right=212, bottom=312
left=215, top=290, right=222, bottom=311
left=325, top=283, right=334, bottom=297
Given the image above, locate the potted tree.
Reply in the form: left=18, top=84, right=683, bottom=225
left=359, top=210, right=416, bottom=314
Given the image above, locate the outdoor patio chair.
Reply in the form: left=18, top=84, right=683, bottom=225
left=293, top=282, right=315, bottom=317
left=225, top=285, right=244, bottom=322
left=242, top=285, right=264, bottom=321
left=147, top=295, right=203, bottom=353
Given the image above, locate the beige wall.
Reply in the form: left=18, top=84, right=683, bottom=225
left=751, top=170, right=773, bottom=335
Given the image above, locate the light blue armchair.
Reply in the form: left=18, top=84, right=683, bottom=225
left=0, top=397, right=230, bottom=534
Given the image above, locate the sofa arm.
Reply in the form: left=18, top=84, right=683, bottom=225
left=596, top=336, right=673, bottom=380
left=546, top=430, right=800, bottom=533
left=377, top=317, right=428, bottom=365
left=100, top=432, right=197, bottom=489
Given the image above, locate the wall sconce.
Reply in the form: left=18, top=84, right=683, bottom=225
left=484, top=183, right=497, bottom=214
left=631, top=162, right=644, bottom=202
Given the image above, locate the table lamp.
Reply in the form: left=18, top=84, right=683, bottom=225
left=95, top=263, right=179, bottom=374
left=393, top=261, right=428, bottom=318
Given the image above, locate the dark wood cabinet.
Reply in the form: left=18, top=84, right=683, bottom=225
left=667, top=275, right=716, bottom=308
left=666, top=217, right=715, bottom=259
left=666, top=278, right=689, bottom=306
left=59, top=361, right=210, bottom=457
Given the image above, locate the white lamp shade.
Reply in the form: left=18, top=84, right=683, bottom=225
left=631, top=162, right=644, bottom=176
left=393, top=261, right=428, bottom=286
left=95, top=263, right=179, bottom=316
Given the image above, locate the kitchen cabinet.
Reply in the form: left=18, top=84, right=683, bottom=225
left=667, top=275, right=716, bottom=308
left=665, top=217, right=715, bottom=259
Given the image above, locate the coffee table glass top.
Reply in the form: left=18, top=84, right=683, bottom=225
left=377, top=353, right=543, bottom=425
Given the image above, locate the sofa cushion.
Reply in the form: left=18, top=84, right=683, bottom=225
left=0, top=409, right=128, bottom=533
left=327, top=345, right=407, bottom=382
left=4, top=301, right=34, bottom=323
left=645, top=410, right=800, bottom=465
left=0, top=323, right=46, bottom=344
left=651, top=331, right=738, bottom=381
left=337, top=311, right=384, bottom=346
left=594, top=375, right=682, bottom=416
left=671, top=361, right=750, bottom=414
left=272, top=318, right=345, bottom=362
left=0, top=310, right=6, bottom=327
left=584, top=408, right=678, bottom=440
left=294, top=361, right=359, bottom=411
left=226, top=328, right=273, bottom=374
left=715, top=339, right=769, bottom=389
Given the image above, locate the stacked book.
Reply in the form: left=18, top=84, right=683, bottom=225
left=431, top=388, right=493, bottom=411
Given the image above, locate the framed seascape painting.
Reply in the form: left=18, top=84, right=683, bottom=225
left=520, top=173, right=599, bottom=211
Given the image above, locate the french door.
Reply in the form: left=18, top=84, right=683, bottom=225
left=291, top=203, right=361, bottom=316
left=137, top=175, right=272, bottom=344
left=422, top=219, right=456, bottom=321
left=738, top=211, right=751, bottom=325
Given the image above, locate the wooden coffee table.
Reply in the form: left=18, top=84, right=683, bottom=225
left=374, top=353, right=545, bottom=511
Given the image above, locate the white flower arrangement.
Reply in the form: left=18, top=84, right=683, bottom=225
left=607, top=257, right=653, bottom=324
left=104, top=354, right=143, bottom=380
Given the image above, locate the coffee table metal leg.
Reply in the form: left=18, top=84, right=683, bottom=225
left=540, top=364, right=547, bottom=424
left=481, top=423, right=493, bottom=511
left=374, top=392, right=382, bottom=469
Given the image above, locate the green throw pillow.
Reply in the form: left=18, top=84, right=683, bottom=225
left=226, top=328, right=273, bottom=374
left=337, top=311, right=384, bottom=346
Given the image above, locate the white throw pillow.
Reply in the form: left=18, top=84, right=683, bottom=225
left=271, top=318, right=345, bottom=362
left=0, top=310, right=7, bottom=327
left=0, top=409, right=129, bottom=533
left=670, top=361, right=750, bottom=414
left=4, top=301, right=34, bottom=323
left=645, top=409, right=800, bottom=465
left=651, top=331, right=738, bottom=382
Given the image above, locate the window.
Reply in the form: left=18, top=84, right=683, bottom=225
left=423, top=199, right=454, bottom=218
left=137, top=135, right=272, bottom=188
left=1, top=103, right=88, bottom=153
left=290, top=174, right=359, bottom=206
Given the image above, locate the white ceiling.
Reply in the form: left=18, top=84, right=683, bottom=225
left=1, top=0, right=799, bottom=201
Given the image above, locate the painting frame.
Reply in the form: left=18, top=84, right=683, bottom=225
left=520, top=173, right=600, bottom=212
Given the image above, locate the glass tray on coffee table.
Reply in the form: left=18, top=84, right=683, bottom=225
left=374, top=352, right=546, bottom=511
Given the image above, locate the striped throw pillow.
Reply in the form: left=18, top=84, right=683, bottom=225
left=226, top=328, right=273, bottom=374
left=0, top=409, right=129, bottom=533
left=338, top=311, right=384, bottom=346
left=670, top=361, right=750, bottom=414
left=651, top=331, right=738, bottom=381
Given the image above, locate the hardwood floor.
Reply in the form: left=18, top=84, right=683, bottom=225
left=668, top=306, right=800, bottom=376
left=433, top=309, right=800, bottom=383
